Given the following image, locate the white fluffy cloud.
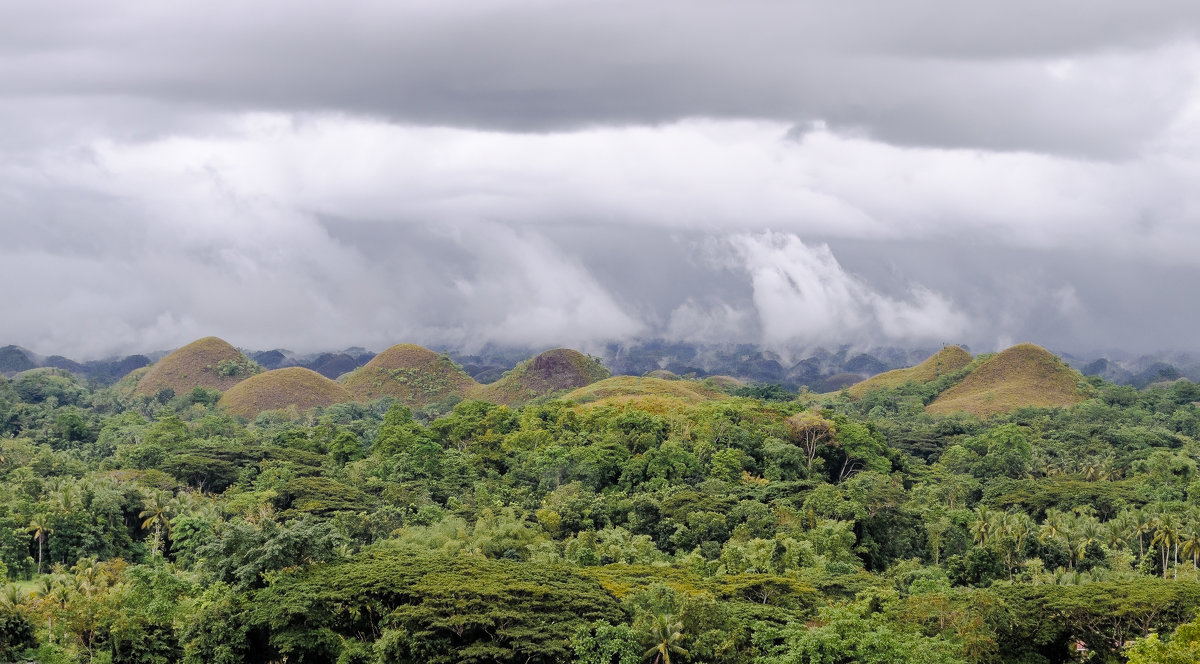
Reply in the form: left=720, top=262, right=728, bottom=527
left=723, top=233, right=972, bottom=345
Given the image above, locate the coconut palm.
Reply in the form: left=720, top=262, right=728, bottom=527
left=1180, top=530, right=1200, bottom=571
left=1151, top=515, right=1180, bottom=579
left=971, top=507, right=996, bottom=546
left=139, top=490, right=175, bottom=556
left=26, top=513, right=52, bottom=574
left=642, top=613, right=688, bottom=664
left=1133, top=511, right=1154, bottom=561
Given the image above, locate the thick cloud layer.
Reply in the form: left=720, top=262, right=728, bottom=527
left=2, top=3, right=1200, bottom=357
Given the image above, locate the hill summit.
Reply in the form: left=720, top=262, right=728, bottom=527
left=476, top=349, right=610, bottom=405
left=133, top=337, right=261, bottom=397
left=926, top=343, right=1086, bottom=416
left=340, top=344, right=479, bottom=406
left=846, top=345, right=972, bottom=398
left=218, top=367, right=353, bottom=418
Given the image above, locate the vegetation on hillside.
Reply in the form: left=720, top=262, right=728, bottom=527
left=131, top=337, right=261, bottom=399
left=217, top=367, right=353, bottom=419
left=926, top=344, right=1088, bottom=416
left=846, top=346, right=973, bottom=399
left=2, top=340, right=1196, bottom=662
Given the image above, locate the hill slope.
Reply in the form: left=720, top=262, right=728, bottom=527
left=132, top=337, right=261, bottom=397
left=475, top=349, right=610, bottom=405
left=926, top=344, right=1086, bottom=416
left=219, top=367, right=353, bottom=419
left=563, top=376, right=727, bottom=409
left=847, top=346, right=973, bottom=398
left=341, top=344, right=479, bottom=406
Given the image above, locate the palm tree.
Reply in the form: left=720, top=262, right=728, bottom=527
left=1039, top=509, right=1067, bottom=545
left=1, top=584, right=25, bottom=609
left=139, top=491, right=174, bottom=556
left=1180, top=530, right=1200, bottom=571
left=642, top=614, right=688, bottom=664
left=1133, top=511, right=1154, bottom=561
left=1104, top=519, right=1128, bottom=552
left=971, top=507, right=995, bottom=546
left=26, top=513, right=52, bottom=574
left=1151, top=515, right=1179, bottom=579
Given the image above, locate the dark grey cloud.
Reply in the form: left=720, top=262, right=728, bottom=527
left=2, top=1, right=1198, bottom=155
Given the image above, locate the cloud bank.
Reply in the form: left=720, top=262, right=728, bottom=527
left=2, top=2, right=1200, bottom=357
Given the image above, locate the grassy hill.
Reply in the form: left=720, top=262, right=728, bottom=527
left=475, top=349, right=610, bottom=405
left=846, top=346, right=973, bottom=398
left=341, top=344, right=479, bottom=407
left=132, top=337, right=261, bottom=397
left=563, top=376, right=727, bottom=411
left=219, top=367, right=354, bottom=419
left=925, top=343, right=1087, bottom=417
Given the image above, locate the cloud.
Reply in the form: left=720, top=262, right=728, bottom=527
left=2, top=1, right=1200, bottom=357
left=1, top=2, right=1198, bottom=155
left=723, top=232, right=972, bottom=345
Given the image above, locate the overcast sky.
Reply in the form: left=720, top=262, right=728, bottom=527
left=3, top=1, right=1200, bottom=358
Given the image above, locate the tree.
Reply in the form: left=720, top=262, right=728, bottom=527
left=1125, top=611, right=1200, bottom=664
left=26, top=514, right=51, bottom=574
left=641, top=613, right=687, bottom=664
left=784, top=411, right=835, bottom=473
left=139, top=491, right=175, bottom=557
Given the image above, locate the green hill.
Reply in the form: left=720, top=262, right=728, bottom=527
left=846, top=346, right=973, bottom=398
left=341, top=344, right=479, bottom=407
left=475, top=349, right=609, bottom=406
left=926, top=343, right=1086, bottom=416
left=219, top=367, right=354, bottom=419
left=132, top=337, right=261, bottom=397
left=563, top=376, right=727, bottom=410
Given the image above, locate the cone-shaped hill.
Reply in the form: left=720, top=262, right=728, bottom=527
left=846, top=346, right=973, bottom=398
left=341, top=344, right=479, bottom=406
left=926, top=344, right=1087, bottom=417
left=132, top=337, right=261, bottom=397
left=219, top=367, right=354, bottom=419
left=475, top=349, right=610, bottom=405
left=563, top=376, right=726, bottom=409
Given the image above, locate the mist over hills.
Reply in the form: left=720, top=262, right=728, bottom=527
left=3, top=339, right=1198, bottom=392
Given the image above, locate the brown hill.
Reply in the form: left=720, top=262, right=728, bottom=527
left=475, top=349, right=610, bottom=406
left=219, top=367, right=353, bottom=419
left=563, top=376, right=727, bottom=409
left=340, top=344, right=479, bottom=407
left=132, top=337, right=261, bottom=397
left=846, top=346, right=973, bottom=398
left=926, top=344, right=1086, bottom=417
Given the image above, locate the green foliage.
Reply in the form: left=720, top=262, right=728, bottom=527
left=1125, top=611, right=1200, bottom=664
left=0, top=603, right=36, bottom=660
left=754, top=604, right=966, bottom=664
left=4, top=347, right=1200, bottom=663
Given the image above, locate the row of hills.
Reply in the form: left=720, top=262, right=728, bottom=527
left=1, top=339, right=1194, bottom=392
left=1, top=336, right=1114, bottom=419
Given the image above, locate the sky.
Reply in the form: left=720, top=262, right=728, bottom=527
left=3, top=1, right=1200, bottom=359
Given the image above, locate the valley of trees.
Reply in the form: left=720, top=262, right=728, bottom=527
left=2, top=355, right=1200, bottom=663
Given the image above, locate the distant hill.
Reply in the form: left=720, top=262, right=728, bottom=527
left=475, top=349, right=609, bottom=405
left=219, top=367, right=353, bottom=419
left=306, top=352, right=363, bottom=379
left=132, top=337, right=262, bottom=397
left=926, top=344, right=1086, bottom=416
left=846, top=346, right=973, bottom=398
left=341, top=344, right=479, bottom=406
left=563, top=376, right=726, bottom=408
left=0, top=346, right=36, bottom=374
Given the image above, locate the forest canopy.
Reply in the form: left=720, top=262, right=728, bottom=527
left=1, top=350, right=1199, bottom=663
